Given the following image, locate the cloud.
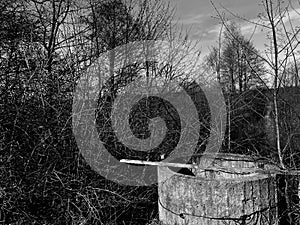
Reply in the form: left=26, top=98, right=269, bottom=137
left=240, top=7, right=300, bottom=35
left=207, top=24, right=223, bottom=34
left=171, top=0, right=300, bottom=56
left=240, top=18, right=264, bottom=34
left=279, top=7, right=300, bottom=24
left=177, top=13, right=205, bottom=25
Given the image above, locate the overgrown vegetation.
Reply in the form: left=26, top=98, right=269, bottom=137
left=1, top=0, right=300, bottom=224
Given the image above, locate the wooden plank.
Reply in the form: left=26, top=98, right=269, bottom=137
left=120, top=159, right=300, bottom=175
left=120, top=159, right=194, bottom=168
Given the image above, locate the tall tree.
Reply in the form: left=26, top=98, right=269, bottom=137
left=84, top=0, right=175, bottom=96
left=221, top=22, right=266, bottom=93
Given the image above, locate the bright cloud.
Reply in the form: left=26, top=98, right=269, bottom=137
left=177, top=13, right=206, bottom=25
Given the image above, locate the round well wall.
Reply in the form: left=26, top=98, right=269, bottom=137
left=158, top=154, right=278, bottom=225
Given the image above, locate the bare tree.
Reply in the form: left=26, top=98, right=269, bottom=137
left=205, top=22, right=266, bottom=94
left=211, top=0, right=300, bottom=168
left=211, top=0, right=300, bottom=224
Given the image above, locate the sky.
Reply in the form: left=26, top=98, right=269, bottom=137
left=167, top=0, right=300, bottom=58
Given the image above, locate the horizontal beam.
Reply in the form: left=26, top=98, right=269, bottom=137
left=120, top=159, right=300, bottom=175
left=120, top=159, right=194, bottom=168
